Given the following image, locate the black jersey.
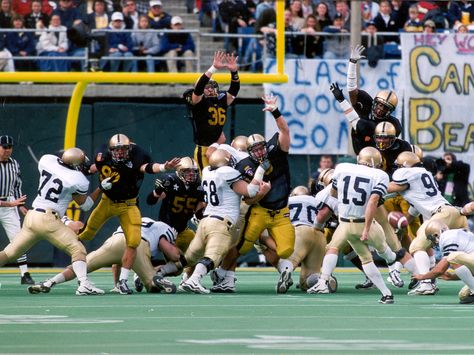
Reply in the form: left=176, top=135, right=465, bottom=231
left=95, top=144, right=151, bottom=201
left=186, top=91, right=229, bottom=146
left=351, top=90, right=402, bottom=154
left=235, top=133, right=291, bottom=210
left=154, top=174, right=205, bottom=233
left=380, top=138, right=412, bottom=178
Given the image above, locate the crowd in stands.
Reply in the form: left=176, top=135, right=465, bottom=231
left=0, top=0, right=474, bottom=72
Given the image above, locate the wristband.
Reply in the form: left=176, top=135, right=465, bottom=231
left=159, top=163, right=166, bottom=172
left=349, top=58, right=358, bottom=64
left=271, top=108, right=281, bottom=119
left=207, top=65, right=217, bottom=74
left=231, top=70, right=239, bottom=81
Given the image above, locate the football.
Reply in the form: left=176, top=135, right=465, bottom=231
left=388, top=211, right=408, bottom=229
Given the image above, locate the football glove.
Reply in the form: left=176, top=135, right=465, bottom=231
left=350, top=44, right=366, bottom=62
left=101, top=177, right=112, bottom=190
left=330, top=83, right=345, bottom=103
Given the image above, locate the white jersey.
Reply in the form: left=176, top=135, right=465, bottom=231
left=289, top=195, right=318, bottom=227
left=392, top=167, right=449, bottom=220
left=315, top=184, right=339, bottom=216
left=201, top=165, right=242, bottom=224
left=32, top=154, right=89, bottom=217
left=218, top=144, right=249, bottom=163
left=114, top=217, right=177, bottom=259
left=439, top=229, right=474, bottom=257
left=333, top=163, right=389, bottom=219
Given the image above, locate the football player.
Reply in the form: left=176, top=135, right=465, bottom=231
left=29, top=217, right=181, bottom=295
left=155, top=149, right=271, bottom=294
left=146, top=157, right=206, bottom=253
left=183, top=51, right=240, bottom=171
left=389, top=151, right=468, bottom=295
left=212, top=94, right=296, bottom=294
left=78, top=133, right=180, bottom=295
left=0, top=148, right=103, bottom=295
left=412, top=221, right=474, bottom=304
left=308, top=147, right=403, bottom=304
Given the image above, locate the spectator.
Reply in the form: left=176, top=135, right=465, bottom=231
left=322, top=12, right=350, bottom=59
left=260, top=9, right=297, bottom=58
left=161, top=15, right=195, bottom=73
left=448, top=0, right=474, bottom=29
left=423, top=2, right=450, bottom=30
left=308, top=155, right=334, bottom=195
left=457, top=24, right=469, bottom=33
left=84, top=0, right=111, bottom=30
left=0, top=0, right=15, bottom=28
left=301, top=0, right=313, bottom=19
left=52, top=0, right=82, bottom=29
left=391, top=0, right=410, bottom=30
left=122, top=0, right=140, bottom=29
left=373, top=0, right=399, bottom=43
left=435, top=152, right=470, bottom=207
left=218, top=0, right=254, bottom=52
left=104, top=11, right=137, bottom=72
left=131, top=14, right=159, bottom=72
left=147, top=0, right=171, bottom=29
left=423, top=19, right=436, bottom=33
left=361, top=0, right=379, bottom=27
left=314, top=1, right=331, bottom=29
left=24, top=0, right=49, bottom=30
left=296, top=14, right=323, bottom=58
left=134, top=0, right=149, bottom=14
left=36, top=14, right=70, bottom=71
left=255, top=0, right=273, bottom=21
left=404, top=4, right=423, bottom=33
left=334, top=0, right=350, bottom=31
left=288, top=0, right=304, bottom=31
left=6, top=14, right=36, bottom=71
left=362, top=21, right=385, bottom=67
left=313, top=0, right=337, bottom=20
left=0, top=31, right=13, bottom=71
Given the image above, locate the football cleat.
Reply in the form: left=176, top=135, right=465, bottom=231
left=21, top=272, right=35, bottom=285
left=458, top=285, right=471, bottom=300
left=133, top=274, right=144, bottom=293
left=355, top=277, right=375, bottom=289
left=276, top=270, right=293, bottom=294
left=408, top=278, right=420, bottom=290
left=109, top=283, right=120, bottom=293
left=210, top=278, right=236, bottom=293
left=307, top=279, right=330, bottom=294
left=387, top=270, right=404, bottom=288
left=407, top=280, right=437, bottom=295
left=118, top=279, right=133, bottom=295
left=459, top=292, right=474, bottom=304
left=152, top=275, right=177, bottom=294
left=76, top=280, right=105, bottom=296
left=210, top=269, right=224, bottom=286
left=28, top=282, right=53, bottom=294
left=328, top=275, right=338, bottom=293
left=379, top=294, right=395, bottom=304
left=180, top=279, right=210, bottom=294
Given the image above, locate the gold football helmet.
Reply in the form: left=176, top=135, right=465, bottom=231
left=372, top=90, right=398, bottom=120
left=411, top=144, right=423, bottom=160
left=209, top=149, right=233, bottom=168
left=374, top=122, right=397, bottom=150
left=204, top=79, right=219, bottom=97
left=425, top=220, right=449, bottom=247
left=357, top=146, right=382, bottom=168
left=396, top=151, right=420, bottom=168
left=290, top=185, right=310, bottom=196
left=61, top=147, right=87, bottom=171
left=176, top=157, right=199, bottom=185
left=231, top=135, right=248, bottom=152
left=109, top=133, right=131, bottom=163
left=317, top=168, right=334, bottom=188
left=247, top=133, right=267, bottom=162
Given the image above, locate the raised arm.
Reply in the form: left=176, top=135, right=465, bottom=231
left=262, top=94, right=290, bottom=152
left=191, top=51, right=227, bottom=105
left=347, top=45, right=365, bottom=105
left=225, top=53, right=240, bottom=106
left=330, top=82, right=361, bottom=131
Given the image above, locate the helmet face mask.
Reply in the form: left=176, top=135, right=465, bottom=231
left=371, top=90, right=398, bottom=120
left=317, top=168, right=334, bottom=188
left=176, top=157, right=199, bottom=185
left=374, top=122, right=396, bottom=151
left=109, top=134, right=130, bottom=163
left=425, top=220, right=448, bottom=248
left=61, top=147, right=87, bottom=171
left=247, top=134, right=267, bottom=163
left=204, top=80, right=219, bottom=97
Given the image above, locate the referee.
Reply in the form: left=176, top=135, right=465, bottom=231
left=0, top=135, right=34, bottom=284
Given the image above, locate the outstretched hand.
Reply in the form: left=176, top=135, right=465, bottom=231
left=164, top=157, right=181, bottom=170
left=226, top=53, right=239, bottom=72
left=212, top=51, right=227, bottom=70
left=350, top=44, right=366, bottom=62
left=261, top=94, right=278, bottom=112
left=330, top=82, right=345, bottom=102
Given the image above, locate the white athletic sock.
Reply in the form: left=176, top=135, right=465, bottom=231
left=72, top=260, right=88, bottom=283
left=19, top=264, right=28, bottom=276
left=402, top=258, right=419, bottom=275
left=362, top=262, right=391, bottom=296
left=190, top=263, right=208, bottom=281
left=429, top=254, right=436, bottom=269
left=160, top=262, right=179, bottom=276
left=455, top=266, right=474, bottom=293
left=277, top=259, right=294, bottom=273
left=320, top=253, right=338, bottom=280
left=119, top=267, right=130, bottom=281
left=44, top=273, right=66, bottom=288
left=413, top=251, right=430, bottom=274
left=377, top=246, right=396, bottom=264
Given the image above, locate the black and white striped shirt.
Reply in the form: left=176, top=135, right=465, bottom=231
left=0, top=157, right=23, bottom=200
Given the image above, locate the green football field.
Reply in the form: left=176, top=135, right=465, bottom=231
left=0, top=268, right=473, bottom=355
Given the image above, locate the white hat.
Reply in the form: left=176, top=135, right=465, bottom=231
left=171, top=16, right=183, bottom=25
left=149, top=0, right=162, bottom=7
left=111, top=12, right=124, bottom=21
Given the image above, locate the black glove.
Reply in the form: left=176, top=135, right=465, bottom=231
left=330, top=82, right=344, bottom=102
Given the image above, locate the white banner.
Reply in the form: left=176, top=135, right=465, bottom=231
left=401, top=32, right=474, bottom=168
left=263, top=59, right=403, bottom=155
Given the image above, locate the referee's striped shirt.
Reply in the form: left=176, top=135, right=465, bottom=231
left=0, top=157, right=23, bottom=200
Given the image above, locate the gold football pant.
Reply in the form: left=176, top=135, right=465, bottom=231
left=410, top=206, right=468, bottom=253
left=4, top=209, right=86, bottom=263
left=194, top=145, right=209, bottom=173
left=447, top=251, right=474, bottom=274
left=86, top=232, right=156, bottom=292
left=79, top=194, right=142, bottom=248
left=375, top=205, right=402, bottom=252
left=237, top=205, right=295, bottom=259
left=288, top=225, right=326, bottom=288
left=176, top=228, right=195, bottom=253
left=384, top=195, right=421, bottom=242
left=185, top=215, right=234, bottom=267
